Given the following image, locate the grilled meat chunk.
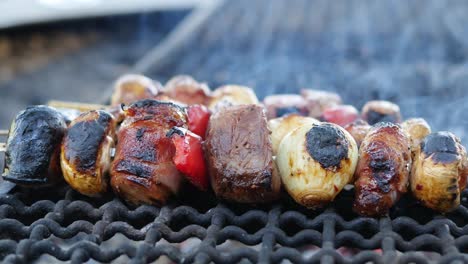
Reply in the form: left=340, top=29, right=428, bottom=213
left=344, top=119, right=371, bottom=148
left=61, top=110, right=115, bottom=196
left=110, top=74, right=161, bottom=106
left=163, top=75, right=211, bottom=106
left=205, top=104, right=280, bottom=203
left=361, top=100, right=401, bottom=125
left=401, top=118, right=431, bottom=154
left=277, top=122, right=358, bottom=208
left=268, top=115, right=319, bottom=155
left=411, top=132, right=467, bottom=212
left=208, top=85, right=259, bottom=112
left=300, top=89, right=342, bottom=118
left=353, top=122, right=411, bottom=216
left=3, top=106, right=67, bottom=186
left=110, top=99, right=187, bottom=206
left=263, top=94, right=309, bottom=119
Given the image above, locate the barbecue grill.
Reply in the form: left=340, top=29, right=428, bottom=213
left=2, top=0, right=468, bottom=263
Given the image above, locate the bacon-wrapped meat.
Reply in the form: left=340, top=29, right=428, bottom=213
left=110, top=99, right=187, bottom=206
left=353, top=122, right=411, bottom=216
left=205, top=104, right=280, bottom=203
left=411, top=132, right=467, bottom=212
left=61, top=110, right=115, bottom=196
left=110, top=74, right=161, bottom=106
left=3, top=106, right=67, bottom=186
left=361, top=100, right=401, bottom=125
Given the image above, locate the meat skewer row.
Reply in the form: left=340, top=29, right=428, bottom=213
left=1, top=74, right=466, bottom=215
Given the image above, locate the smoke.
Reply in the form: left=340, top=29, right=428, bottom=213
left=147, top=0, right=468, bottom=142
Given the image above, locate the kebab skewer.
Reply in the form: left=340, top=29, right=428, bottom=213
left=1, top=74, right=467, bottom=216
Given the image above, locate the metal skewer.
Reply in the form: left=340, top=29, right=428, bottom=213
left=0, top=130, right=8, bottom=136
left=47, top=100, right=108, bottom=112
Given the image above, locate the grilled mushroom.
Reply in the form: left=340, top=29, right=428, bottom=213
left=263, top=94, right=309, bottom=119
left=361, top=100, right=401, bottom=125
left=163, top=75, right=211, bottom=106
left=208, top=85, right=259, bottom=111
left=277, top=122, right=358, bottom=208
left=110, top=74, right=161, bottom=106
left=401, top=118, right=431, bottom=154
left=3, top=106, right=67, bottom=186
left=61, top=110, right=116, bottom=196
left=411, top=132, right=467, bottom=213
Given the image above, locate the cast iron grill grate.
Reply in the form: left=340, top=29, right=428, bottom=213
left=1, top=185, right=468, bottom=263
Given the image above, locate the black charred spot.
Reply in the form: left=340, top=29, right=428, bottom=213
left=366, top=110, right=399, bottom=125
left=447, top=185, right=458, bottom=192
left=65, top=112, right=112, bottom=173
left=166, top=127, right=186, bottom=138
left=368, top=149, right=396, bottom=193
left=451, top=193, right=458, bottom=201
left=132, top=147, right=157, bottom=162
left=422, top=132, right=459, bottom=164
left=136, top=127, right=146, bottom=141
left=276, top=107, right=306, bottom=117
left=115, top=160, right=152, bottom=178
left=305, top=124, right=349, bottom=169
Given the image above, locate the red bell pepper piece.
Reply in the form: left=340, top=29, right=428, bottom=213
left=167, top=127, right=208, bottom=191
left=187, top=104, right=211, bottom=139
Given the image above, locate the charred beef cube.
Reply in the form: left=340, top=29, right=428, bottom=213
left=205, top=104, right=280, bottom=203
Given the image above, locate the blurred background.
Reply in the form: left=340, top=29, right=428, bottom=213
left=1, top=0, right=468, bottom=141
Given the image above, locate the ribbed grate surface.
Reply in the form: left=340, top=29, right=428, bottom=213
left=1, top=185, right=468, bottom=263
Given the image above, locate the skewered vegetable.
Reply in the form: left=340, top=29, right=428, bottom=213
left=61, top=110, right=116, bottom=196
left=277, top=122, right=358, bottom=208
left=110, top=74, right=161, bottom=106
left=361, top=100, right=401, bottom=125
left=167, top=127, right=208, bottom=191
left=263, top=94, right=309, bottom=119
left=401, top=118, right=431, bottom=153
left=163, top=75, right=211, bottom=106
left=411, top=132, right=467, bottom=212
left=208, top=85, right=259, bottom=111
left=268, top=114, right=319, bottom=155
left=3, top=106, right=67, bottom=186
